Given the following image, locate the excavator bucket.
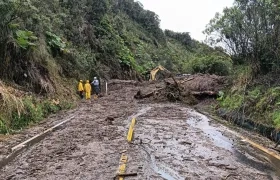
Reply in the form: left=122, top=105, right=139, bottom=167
left=149, top=65, right=171, bottom=81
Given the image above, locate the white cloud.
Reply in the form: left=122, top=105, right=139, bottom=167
left=137, top=0, right=234, bottom=41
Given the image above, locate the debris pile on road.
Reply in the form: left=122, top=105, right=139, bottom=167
left=134, top=74, right=227, bottom=104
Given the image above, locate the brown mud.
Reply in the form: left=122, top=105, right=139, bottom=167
left=134, top=74, right=226, bottom=104
left=0, top=79, right=279, bottom=180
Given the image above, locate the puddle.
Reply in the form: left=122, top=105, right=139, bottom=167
left=128, top=106, right=152, bottom=120
left=187, top=110, right=233, bottom=151
left=188, top=110, right=280, bottom=178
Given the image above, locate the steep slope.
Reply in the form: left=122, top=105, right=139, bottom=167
left=0, top=0, right=230, bottom=132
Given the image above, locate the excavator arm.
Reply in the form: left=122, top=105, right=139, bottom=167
left=149, top=65, right=170, bottom=81
left=149, top=65, right=181, bottom=94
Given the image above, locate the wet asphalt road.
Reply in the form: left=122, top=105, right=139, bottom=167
left=0, top=81, right=279, bottom=180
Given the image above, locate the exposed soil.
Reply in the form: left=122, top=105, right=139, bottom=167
left=172, top=74, right=227, bottom=92
left=0, top=79, right=279, bottom=180
left=134, top=74, right=226, bottom=104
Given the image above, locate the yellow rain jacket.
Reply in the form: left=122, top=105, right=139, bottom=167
left=84, top=80, right=91, bottom=99
left=78, top=81, right=84, bottom=91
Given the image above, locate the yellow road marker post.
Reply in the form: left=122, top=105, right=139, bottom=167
left=118, top=153, right=128, bottom=180
left=127, top=118, right=136, bottom=142
left=116, top=117, right=137, bottom=179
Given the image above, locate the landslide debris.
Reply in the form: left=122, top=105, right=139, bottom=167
left=134, top=74, right=227, bottom=104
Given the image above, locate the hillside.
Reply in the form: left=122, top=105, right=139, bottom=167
left=0, top=0, right=230, bottom=132
left=205, top=0, right=280, bottom=131
left=1, top=1, right=280, bottom=179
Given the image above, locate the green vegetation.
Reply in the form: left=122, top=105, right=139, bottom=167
left=1, top=0, right=280, bottom=132
left=187, top=55, right=232, bottom=76
left=0, top=90, right=74, bottom=134
left=11, top=97, right=72, bottom=130
left=206, top=0, right=280, bottom=129
left=205, top=0, right=280, bottom=75
left=0, top=0, right=230, bottom=133
left=216, top=65, right=280, bottom=128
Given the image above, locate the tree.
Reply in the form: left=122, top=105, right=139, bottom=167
left=165, top=30, right=193, bottom=47
left=205, top=0, right=280, bottom=74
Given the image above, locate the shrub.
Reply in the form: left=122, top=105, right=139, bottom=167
left=11, top=97, right=44, bottom=129
left=220, top=93, right=243, bottom=110
left=0, top=118, right=9, bottom=134
left=42, top=100, right=61, bottom=115
left=10, top=97, right=65, bottom=130
left=188, top=55, right=232, bottom=76
left=273, top=111, right=280, bottom=128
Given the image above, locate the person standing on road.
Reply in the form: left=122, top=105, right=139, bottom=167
left=84, top=80, right=92, bottom=100
left=78, top=80, right=84, bottom=99
left=91, top=77, right=100, bottom=96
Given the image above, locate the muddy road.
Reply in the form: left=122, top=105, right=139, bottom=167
left=0, top=80, right=279, bottom=180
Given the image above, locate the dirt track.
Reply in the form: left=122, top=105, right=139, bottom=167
left=0, top=80, right=279, bottom=180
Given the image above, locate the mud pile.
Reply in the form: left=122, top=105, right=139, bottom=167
left=176, top=74, right=227, bottom=92
left=134, top=74, right=227, bottom=104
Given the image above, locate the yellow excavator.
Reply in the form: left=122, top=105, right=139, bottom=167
left=149, top=65, right=171, bottom=81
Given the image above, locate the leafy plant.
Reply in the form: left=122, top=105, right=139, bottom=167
left=46, top=31, right=68, bottom=52
left=15, top=30, right=37, bottom=49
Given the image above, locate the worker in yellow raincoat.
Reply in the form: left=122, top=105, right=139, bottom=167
left=84, top=80, right=91, bottom=100
left=78, top=80, right=84, bottom=99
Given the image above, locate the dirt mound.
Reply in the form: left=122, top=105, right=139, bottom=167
left=134, top=74, right=227, bottom=104
left=168, top=74, right=226, bottom=92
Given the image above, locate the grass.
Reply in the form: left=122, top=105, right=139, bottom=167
left=0, top=81, right=75, bottom=134
left=218, top=84, right=280, bottom=128
left=273, top=110, right=280, bottom=129
left=0, top=81, right=24, bottom=133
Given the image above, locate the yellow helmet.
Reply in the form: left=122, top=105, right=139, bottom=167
left=80, top=80, right=83, bottom=82
left=86, top=80, right=89, bottom=83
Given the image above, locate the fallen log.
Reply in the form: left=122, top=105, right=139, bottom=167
left=180, top=77, right=194, bottom=84
left=135, top=89, right=217, bottom=100
left=113, top=173, right=138, bottom=180
left=117, top=173, right=138, bottom=177
left=134, top=90, right=153, bottom=99
left=191, top=91, right=218, bottom=96
left=134, top=88, right=165, bottom=99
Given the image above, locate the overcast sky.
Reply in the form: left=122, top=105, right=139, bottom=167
left=137, top=0, right=234, bottom=41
